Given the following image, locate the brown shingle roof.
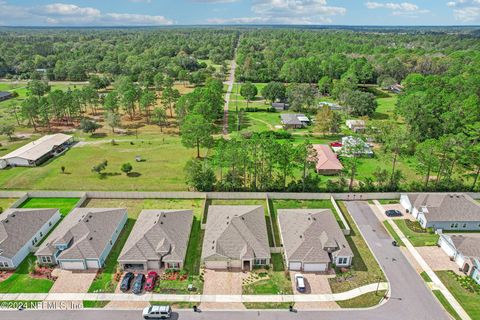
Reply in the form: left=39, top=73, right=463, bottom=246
left=408, top=193, right=480, bottom=222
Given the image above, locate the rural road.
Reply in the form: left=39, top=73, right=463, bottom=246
left=222, top=38, right=239, bottom=135
left=0, top=201, right=450, bottom=320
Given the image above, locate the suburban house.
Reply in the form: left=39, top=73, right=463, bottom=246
left=36, top=208, right=127, bottom=270
left=0, top=209, right=61, bottom=270
left=202, top=205, right=271, bottom=271
left=346, top=120, right=367, bottom=133
left=278, top=209, right=353, bottom=272
left=438, top=234, right=480, bottom=284
left=118, top=209, right=193, bottom=271
left=280, top=114, right=310, bottom=129
left=341, top=136, right=374, bottom=157
left=312, top=144, right=344, bottom=175
left=319, top=101, right=343, bottom=111
left=0, top=133, right=73, bottom=169
left=400, top=193, right=480, bottom=231
left=0, top=91, right=13, bottom=102
left=271, top=102, right=289, bottom=111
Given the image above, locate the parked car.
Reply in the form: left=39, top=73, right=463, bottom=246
left=145, top=271, right=158, bottom=291
left=132, top=273, right=145, bottom=294
left=143, top=305, right=172, bottom=319
left=295, top=274, right=306, bottom=293
left=120, top=272, right=135, bottom=292
left=385, top=209, right=402, bottom=217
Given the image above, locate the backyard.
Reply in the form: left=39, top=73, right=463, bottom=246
left=18, top=197, right=80, bottom=216
left=393, top=219, right=439, bottom=246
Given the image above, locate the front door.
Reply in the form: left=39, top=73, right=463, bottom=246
left=243, top=260, right=251, bottom=270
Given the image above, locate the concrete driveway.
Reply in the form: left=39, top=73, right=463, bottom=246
left=200, top=269, right=245, bottom=310
left=416, top=246, right=463, bottom=275
left=49, top=269, right=96, bottom=293
left=290, top=272, right=339, bottom=310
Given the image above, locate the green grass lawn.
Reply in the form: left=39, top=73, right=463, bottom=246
left=378, top=199, right=399, bottom=205
left=393, top=219, right=439, bottom=246
left=84, top=198, right=203, bottom=293
left=271, top=253, right=285, bottom=272
left=436, top=271, right=479, bottom=319
left=336, top=290, right=387, bottom=308
left=83, top=301, right=110, bottom=308
left=243, top=270, right=292, bottom=295
left=382, top=221, right=405, bottom=246
left=19, top=197, right=79, bottom=216
left=244, top=302, right=293, bottom=309
left=154, top=276, right=203, bottom=294
left=420, top=271, right=433, bottom=283
left=150, top=301, right=197, bottom=309
left=0, top=198, right=17, bottom=212
left=329, top=201, right=386, bottom=293
left=432, top=290, right=462, bottom=320
left=0, top=255, right=54, bottom=293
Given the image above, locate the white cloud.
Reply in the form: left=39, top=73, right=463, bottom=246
left=365, top=1, right=428, bottom=17
left=447, top=0, right=480, bottom=22
left=191, top=0, right=238, bottom=3
left=208, top=0, right=346, bottom=25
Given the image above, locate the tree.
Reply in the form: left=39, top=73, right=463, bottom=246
left=415, top=139, right=439, bottom=190
left=21, top=96, right=40, bottom=131
left=0, top=124, right=15, bottom=140
left=184, top=158, right=216, bottom=191
left=105, top=111, right=120, bottom=134
left=240, top=82, right=258, bottom=108
left=162, top=85, right=180, bottom=118
left=92, top=160, right=108, bottom=175
left=261, top=82, right=285, bottom=104
left=139, top=89, right=156, bottom=123
left=121, top=163, right=133, bottom=175
left=315, top=105, right=340, bottom=136
left=104, top=91, right=120, bottom=113
left=318, top=76, right=333, bottom=96
left=180, top=114, right=214, bottom=158
left=80, top=119, right=101, bottom=135
left=286, top=83, right=316, bottom=112
left=27, top=80, right=50, bottom=97
left=344, top=90, right=377, bottom=117
left=152, top=107, right=167, bottom=132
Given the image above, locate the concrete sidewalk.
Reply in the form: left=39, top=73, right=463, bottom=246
left=373, top=200, right=471, bottom=320
left=0, top=282, right=388, bottom=303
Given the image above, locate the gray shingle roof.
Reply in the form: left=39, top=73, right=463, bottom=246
left=36, top=208, right=126, bottom=260
left=0, top=209, right=59, bottom=259
left=280, top=114, right=306, bottom=125
left=407, top=193, right=480, bottom=222
left=118, top=209, right=193, bottom=264
left=450, top=234, right=480, bottom=259
left=278, top=209, right=353, bottom=264
left=0, top=92, right=13, bottom=99
left=0, top=134, right=72, bottom=161
left=202, top=206, right=270, bottom=261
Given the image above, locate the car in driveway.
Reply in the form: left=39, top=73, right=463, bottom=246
left=144, top=271, right=158, bottom=292
left=143, top=305, right=171, bottom=319
left=385, top=209, right=402, bottom=217
left=295, top=274, right=306, bottom=293
left=120, top=272, right=135, bottom=292
left=132, top=273, right=145, bottom=294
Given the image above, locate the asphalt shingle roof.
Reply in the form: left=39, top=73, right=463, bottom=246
left=450, top=234, right=480, bottom=259
left=0, top=133, right=72, bottom=161
left=407, top=193, right=480, bottom=222
left=280, top=114, right=307, bottom=125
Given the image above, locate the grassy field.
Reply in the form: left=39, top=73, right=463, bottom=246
left=0, top=198, right=17, bottom=211
left=394, top=219, right=439, bottom=246
left=436, top=271, right=479, bottom=319
left=19, top=197, right=79, bottom=216
left=382, top=221, right=405, bottom=246
left=83, top=198, right=204, bottom=293
left=329, top=201, right=386, bottom=293
left=432, top=290, right=462, bottom=320
left=336, top=290, right=387, bottom=308
left=0, top=255, right=54, bottom=293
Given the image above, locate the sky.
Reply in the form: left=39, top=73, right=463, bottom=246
left=0, top=0, right=479, bottom=27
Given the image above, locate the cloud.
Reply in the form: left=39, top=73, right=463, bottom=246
left=447, top=0, right=480, bottom=22
left=208, top=0, right=346, bottom=25
left=190, top=0, right=238, bottom=3
left=365, top=1, right=428, bottom=17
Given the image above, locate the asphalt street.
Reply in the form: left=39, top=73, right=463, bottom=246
left=0, top=201, right=451, bottom=320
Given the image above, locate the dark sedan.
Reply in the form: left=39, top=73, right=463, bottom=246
left=132, top=273, right=145, bottom=294
left=120, top=272, right=135, bottom=292
left=385, top=209, right=402, bottom=217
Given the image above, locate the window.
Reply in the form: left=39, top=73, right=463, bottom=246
left=40, top=232, right=43, bottom=237
left=110, top=240, right=113, bottom=245
left=463, top=224, right=467, bottom=228
left=254, top=259, right=267, bottom=265
left=338, top=257, right=349, bottom=265
left=49, top=222, right=52, bottom=227
left=451, top=224, right=455, bottom=228
left=41, top=256, right=52, bottom=264
left=167, top=262, right=180, bottom=269
left=0, top=262, right=9, bottom=268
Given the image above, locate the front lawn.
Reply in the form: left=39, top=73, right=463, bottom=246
left=243, top=269, right=292, bottom=295
left=336, top=290, right=386, bottom=308
left=394, top=219, right=439, bottom=246
left=382, top=221, right=405, bottom=246
left=83, top=301, right=110, bottom=308
left=19, top=197, right=79, bottom=216
left=436, top=271, right=479, bottom=319
left=0, top=255, right=53, bottom=293
left=271, top=253, right=285, bottom=272
left=154, top=275, right=203, bottom=294
left=244, top=302, right=293, bottom=309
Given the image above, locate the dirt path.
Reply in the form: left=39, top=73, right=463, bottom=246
left=222, top=39, right=239, bottom=135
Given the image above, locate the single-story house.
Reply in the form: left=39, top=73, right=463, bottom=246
left=278, top=209, right=353, bottom=272
left=0, top=91, right=13, bottom=102
left=438, top=234, right=480, bottom=284
left=388, top=84, right=404, bottom=94
left=0, top=133, right=73, bottom=169
left=118, top=209, right=193, bottom=271
left=346, top=120, right=367, bottom=133
left=280, top=114, right=310, bottom=129
left=319, top=101, right=343, bottom=111
left=202, top=205, right=271, bottom=271
left=400, top=193, right=480, bottom=231
left=313, top=144, right=343, bottom=175
left=36, top=208, right=127, bottom=270
left=272, top=102, right=289, bottom=111
left=0, top=208, right=61, bottom=270
left=341, top=136, right=374, bottom=157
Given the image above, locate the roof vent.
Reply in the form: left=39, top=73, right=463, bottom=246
left=227, top=221, right=229, bottom=225
left=89, top=237, right=93, bottom=240
left=85, top=219, right=89, bottom=222
left=11, top=214, right=15, bottom=217
left=163, top=214, right=166, bottom=218
left=160, top=221, right=163, bottom=225
left=299, top=235, right=302, bottom=239
left=4, top=219, right=8, bottom=223
left=313, top=218, right=316, bottom=221
left=241, top=217, right=245, bottom=220
left=212, top=246, right=214, bottom=250
left=89, top=215, right=93, bottom=219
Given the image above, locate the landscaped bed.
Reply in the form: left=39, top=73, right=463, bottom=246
left=394, top=219, right=439, bottom=246
left=19, top=197, right=80, bottom=216
left=436, top=270, right=479, bottom=319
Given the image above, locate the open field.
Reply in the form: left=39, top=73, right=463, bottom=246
left=436, top=271, right=480, bottom=319
left=393, top=219, right=439, bottom=246
left=19, top=197, right=79, bottom=216
left=0, top=198, right=17, bottom=211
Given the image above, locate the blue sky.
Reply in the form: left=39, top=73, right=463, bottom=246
left=0, top=1, right=479, bottom=26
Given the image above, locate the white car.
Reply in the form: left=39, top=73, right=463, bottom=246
left=143, top=305, right=172, bottom=319
left=294, top=274, right=306, bottom=293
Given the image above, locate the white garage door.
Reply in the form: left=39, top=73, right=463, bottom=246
left=400, top=195, right=411, bottom=211
left=60, top=261, right=85, bottom=270
left=439, top=237, right=456, bottom=258
left=289, top=262, right=302, bottom=271
left=86, top=260, right=100, bottom=269
left=205, top=260, right=228, bottom=269
left=304, top=263, right=327, bottom=272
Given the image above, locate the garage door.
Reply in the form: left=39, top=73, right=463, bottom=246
left=86, top=260, right=100, bottom=269
left=439, top=237, right=456, bottom=258
left=60, top=261, right=85, bottom=270
left=304, top=263, right=327, bottom=272
left=205, top=260, right=228, bottom=269
left=400, top=195, right=411, bottom=211
left=289, top=262, right=302, bottom=271
left=147, top=260, right=160, bottom=270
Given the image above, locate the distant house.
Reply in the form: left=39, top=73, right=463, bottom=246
left=36, top=208, right=127, bottom=270
left=438, top=234, right=480, bottom=285
left=346, top=120, right=367, bottom=133
left=280, top=114, right=310, bottom=129
left=0, top=92, right=13, bottom=102
left=272, top=102, right=289, bottom=111
left=319, top=101, right=343, bottom=111
left=0, top=133, right=73, bottom=169
left=278, top=209, right=353, bottom=272
left=312, top=144, right=343, bottom=175
left=202, top=206, right=271, bottom=271
left=118, top=209, right=193, bottom=271
left=400, top=193, right=480, bottom=231
left=0, top=209, right=61, bottom=270
left=341, top=136, right=374, bottom=157
left=389, top=84, right=404, bottom=94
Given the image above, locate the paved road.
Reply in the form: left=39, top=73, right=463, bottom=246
left=0, top=201, right=450, bottom=320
